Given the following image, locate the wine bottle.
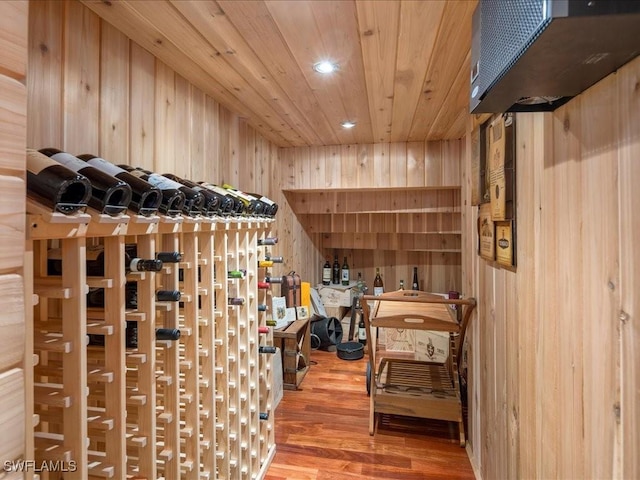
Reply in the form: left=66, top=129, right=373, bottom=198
left=155, top=290, right=181, bottom=302
left=257, top=281, right=270, bottom=290
left=116, top=164, right=185, bottom=216
left=123, top=166, right=205, bottom=216
left=258, top=326, right=270, bottom=334
left=163, top=173, right=222, bottom=216
left=373, top=268, right=384, bottom=296
left=259, top=346, right=277, bottom=354
left=265, top=254, right=283, bottom=263
left=399, top=279, right=405, bottom=290
left=412, top=267, right=419, bottom=291
left=259, top=412, right=269, bottom=421
left=39, top=148, right=132, bottom=216
left=264, top=276, right=282, bottom=284
left=26, top=149, right=92, bottom=214
left=222, top=183, right=265, bottom=216
left=332, top=255, right=340, bottom=285
left=76, top=154, right=162, bottom=216
left=229, top=297, right=246, bottom=306
left=125, top=244, right=182, bottom=264
left=156, top=251, right=182, bottom=263
left=198, top=182, right=243, bottom=214
left=248, top=192, right=278, bottom=218
left=86, top=284, right=178, bottom=309
left=341, top=256, right=350, bottom=286
left=258, top=260, right=274, bottom=268
left=258, top=237, right=278, bottom=246
left=48, top=244, right=162, bottom=276
left=258, top=304, right=268, bottom=312
left=88, top=326, right=180, bottom=348
left=358, top=316, right=367, bottom=346
left=322, top=259, right=331, bottom=286
left=228, top=270, right=246, bottom=279
left=266, top=319, right=277, bottom=327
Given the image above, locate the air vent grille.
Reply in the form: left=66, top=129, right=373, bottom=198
left=477, top=0, right=547, bottom=93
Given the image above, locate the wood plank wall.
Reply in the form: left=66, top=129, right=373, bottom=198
left=0, top=0, right=28, bottom=470
left=27, top=0, right=278, bottom=199
left=23, top=2, right=640, bottom=479
left=276, top=142, right=463, bottom=294
left=463, top=57, right=640, bottom=480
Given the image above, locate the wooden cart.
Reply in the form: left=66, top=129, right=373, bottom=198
left=361, top=290, right=476, bottom=446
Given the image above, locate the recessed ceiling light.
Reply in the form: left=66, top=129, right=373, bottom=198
left=313, top=61, right=339, bottom=74
left=341, top=121, right=356, bottom=129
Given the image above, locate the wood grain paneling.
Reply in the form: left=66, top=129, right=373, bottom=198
left=617, top=56, right=640, bottom=480
left=0, top=1, right=27, bottom=80
left=0, top=369, right=25, bottom=463
left=463, top=56, right=640, bottom=480
left=0, top=0, right=27, bottom=471
left=63, top=0, right=100, bottom=155
left=0, top=75, right=26, bottom=175
left=0, top=274, right=25, bottom=371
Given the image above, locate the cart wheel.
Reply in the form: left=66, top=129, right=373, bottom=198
left=366, top=361, right=371, bottom=396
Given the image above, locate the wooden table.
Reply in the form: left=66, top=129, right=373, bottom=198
left=273, top=318, right=311, bottom=390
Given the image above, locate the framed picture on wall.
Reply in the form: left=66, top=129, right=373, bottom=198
left=495, top=220, right=516, bottom=268
left=478, top=203, right=494, bottom=261
left=477, top=113, right=516, bottom=269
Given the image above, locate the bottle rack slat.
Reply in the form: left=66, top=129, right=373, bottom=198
left=26, top=209, right=276, bottom=479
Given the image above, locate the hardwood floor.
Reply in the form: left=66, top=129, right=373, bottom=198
left=266, top=349, right=476, bottom=480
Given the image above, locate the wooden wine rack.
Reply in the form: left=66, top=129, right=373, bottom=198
left=26, top=207, right=276, bottom=480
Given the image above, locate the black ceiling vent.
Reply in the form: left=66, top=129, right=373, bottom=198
left=470, top=0, right=640, bottom=114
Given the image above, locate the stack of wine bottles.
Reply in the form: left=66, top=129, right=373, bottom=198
left=25, top=148, right=278, bottom=218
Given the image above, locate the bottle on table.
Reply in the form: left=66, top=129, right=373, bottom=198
left=332, top=255, right=340, bottom=284
left=399, top=279, right=405, bottom=290
left=322, top=260, right=331, bottom=286
left=341, top=256, right=350, bottom=286
left=412, top=267, right=419, bottom=291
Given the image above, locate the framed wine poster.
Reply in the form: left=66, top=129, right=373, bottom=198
left=477, top=112, right=517, bottom=268
left=478, top=203, right=494, bottom=261
left=495, top=220, right=516, bottom=268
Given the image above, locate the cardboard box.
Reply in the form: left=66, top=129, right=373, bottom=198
left=415, top=330, right=450, bottom=364
left=316, top=282, right=357, bottom=308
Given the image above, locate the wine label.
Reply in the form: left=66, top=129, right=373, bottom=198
left=258, top=196, right=275, bottom=206
left=359, top=326, right=366, bottom=340
left=26, top=149, right=57, bottom=174
left=144, top=173, right=183, bottom=190
left=373, top=286, right=384, bottom=296
left=85, top=156, right=126, bottom=176
left=50, top=152, right=88, bottom=173
left=205, top=183, right=234, bottom=198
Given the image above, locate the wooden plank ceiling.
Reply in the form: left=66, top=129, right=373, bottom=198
left=81, top=0, right=476, bottom=147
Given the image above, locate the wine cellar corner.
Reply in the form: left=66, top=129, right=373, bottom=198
left=26, top=207, right=277, bottom=479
